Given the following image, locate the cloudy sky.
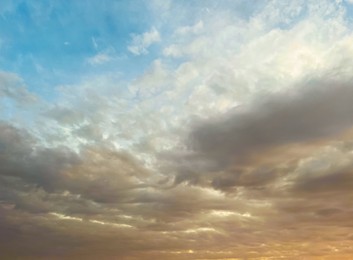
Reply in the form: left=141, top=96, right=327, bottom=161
left=2, top=0, right=353, bottom=259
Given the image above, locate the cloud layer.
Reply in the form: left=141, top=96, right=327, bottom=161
left=2, top=0, right=353, bottom=259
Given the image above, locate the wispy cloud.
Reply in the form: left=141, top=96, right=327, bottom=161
left=86, top=52, right=112, bottom=65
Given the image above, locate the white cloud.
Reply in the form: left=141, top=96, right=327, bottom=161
left=162, top=44, right=182, bottom=57
left=128, top=27, right=161, bottom=55
left=175, top=21, right=204, bottom=35
left=86, top=52, right=111, bottom=65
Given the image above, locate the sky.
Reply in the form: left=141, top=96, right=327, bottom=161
left=2, top=0, right=353, bottom=259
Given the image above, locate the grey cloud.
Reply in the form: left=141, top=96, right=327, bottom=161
left=0, top=122, right=154, bottom=208
left=60, top=148, right=152, bottom=204
left=0, top=123, right=261, bottom=230
left=1, top=138, right=353, bottom=259
left=165, top=80, right=353, bottom=190
left=0, top=122, right=232, bottom=227
left=0, top=122, right=79, bottom=192
left=190, top=80, right=353, bottom=166
left=292, top=166, right=353, bottom=194
left=153, top=77, right=353, bottom=248
left=281, top=141, right=353, bottom=196
left=210, top=166, right=280, bottom=193
left=44, top=106, right=85, bottom=125
left=3, top=80, right=353, bottom=259
left=0, top=71, right=37, bottom=104
left=74, top=124, right=103, bottom=141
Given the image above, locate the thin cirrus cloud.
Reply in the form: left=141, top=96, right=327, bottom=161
left=1, top=0, right=353, bottom=259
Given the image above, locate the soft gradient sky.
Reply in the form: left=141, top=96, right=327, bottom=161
left=2, top=0, right=353, bottom=259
